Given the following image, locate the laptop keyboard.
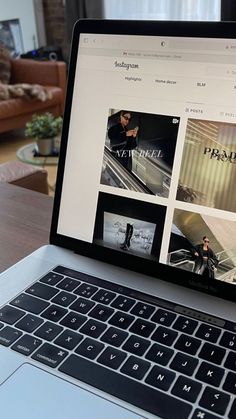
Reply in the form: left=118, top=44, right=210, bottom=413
left=0, top=265, right=236, bottom=419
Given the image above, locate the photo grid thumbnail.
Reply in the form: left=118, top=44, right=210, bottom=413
left=100, top=109, right=180, bottom=197
left=177, top=119, right=236, bottom=212
left=93, top=192, right=166, bottom=261
left=167, top=208, right=236, bottom=283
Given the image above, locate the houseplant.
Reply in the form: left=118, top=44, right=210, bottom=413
left=25, top=112, right=63, bottom=156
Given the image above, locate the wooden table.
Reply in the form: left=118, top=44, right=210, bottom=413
left=0, top=183, right=53, bottom=273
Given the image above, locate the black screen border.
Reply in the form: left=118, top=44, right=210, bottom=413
left=50, top=19, right=236, bottom=303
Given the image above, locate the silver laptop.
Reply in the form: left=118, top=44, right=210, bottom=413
left=0, top=19, right=236, bottom=419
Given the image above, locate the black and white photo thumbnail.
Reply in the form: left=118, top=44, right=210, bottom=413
left=93, top=192, right=166, bottom=261
left=101, top=109, right=180, bottom=197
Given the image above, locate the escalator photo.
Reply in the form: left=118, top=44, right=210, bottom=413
left=167, top=209, right=236, bottom=283
left=100, top=109, right=180, bottom=197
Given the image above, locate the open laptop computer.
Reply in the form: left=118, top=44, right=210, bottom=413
left=0, top=19, right=236, bottom=419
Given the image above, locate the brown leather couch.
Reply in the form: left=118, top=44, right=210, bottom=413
left=0, top=58, right=67, bottom=134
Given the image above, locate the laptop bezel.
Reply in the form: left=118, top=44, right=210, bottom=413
left=50, top=19, right=236, bottom=303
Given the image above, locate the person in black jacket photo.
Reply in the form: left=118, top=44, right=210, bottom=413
left=108, top=110, right=138, bottom=171
left=193, top=236, right=218, bottom=279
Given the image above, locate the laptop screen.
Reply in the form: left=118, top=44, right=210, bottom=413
left=53, top=20, right=236, bottom=297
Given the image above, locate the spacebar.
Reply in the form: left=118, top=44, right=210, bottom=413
left=59, top=354, right=192, bottom=419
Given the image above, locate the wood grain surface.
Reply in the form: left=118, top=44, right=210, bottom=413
left=0, top=183, right=53, bottom=273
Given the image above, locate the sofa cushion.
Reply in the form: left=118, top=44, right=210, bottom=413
left=0, top=86, right=62, bottom=119
left=0, top=58, right=66, bottom=133
left=11, top=59, right=63, bottom=86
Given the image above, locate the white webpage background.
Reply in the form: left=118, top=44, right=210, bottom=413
left=58, top=33, right=236, bottom=263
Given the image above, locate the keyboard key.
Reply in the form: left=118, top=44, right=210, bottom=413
left=51, top=291, right=77, bottom=307
left=57, top=277, right=80, bottom=292
left=10, top=293, right=49, bottom=314
left=59, top=354, right=192, bottom=419
left=111, top=295, right=135, bottom=312
left=223, top=371, right=236, bottom=395
left=34, top=321, right=63, bottom=341
left=152, top=326, right=178, bottom=346
left=229, top=399, right=236, bottom=419
left=120, top=355, right=151, bottom=380
left=224, top=351, right=236, bottom=371
left=199, top=386, right=230, bottom=415
left=39, top=272, right=63, bottom=286
left=171, top=376, right=202, bottom=403
left=0, top=326, right=22, bottom=346
left=60, top=312, right=87, bottom=330
left=97, top=346, right=127, bottom=369
left=174, top=334, right=201, bottom=355
left=89, top=304, right=114, bottom=322
left=196, top=324, right=221, bottom=343
left=219, top=331, right=236, bottom=351
left=198, top=342, right=225, bottom=365
left=26, top=282, right=59, bottom=300
left=145, top=343, right=174, bottom=366
left=75, top=337, right=104, bottom=359
left=172, top=316, right=198, bottom=335
left=54, top=330, right=83, bottom=350
left=80, top=319, right=107, bottom=338
left=15, top=314, right=44, bottom=333
left=151, top=309, right=176, bottom=327
left=122, top=335, right=151, bottom=356
left=145, top=365, right=176, bottom=391
left=32, top=342, right=68, bottom=367
left=74, top=283, right=98, bottom=298
left=109, top=311, right=135, bottom=330
left=129, top=318, right=155, bottom=337
left=0, top=305, right=25, bottom=324
left=192, top=409, right=220, bottom=419
left=70, top=297, right=95, bottom=314
left=92, top=289, right=116, bottom=304
left=130, top=302, right=155, bottom=319
left=195, top=361, right=224, bottom=387
left=18, top=265, right=235, bottom=419
left=11, top=334, right=42, bottom=355
left=100, top=326, right=128, bottom=347
left=170, top=352, right=199, bottom=376
left=41, top=304, right=68, bottom=322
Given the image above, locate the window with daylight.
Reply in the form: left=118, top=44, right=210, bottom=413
left=104, top=0, right=221, bottom=21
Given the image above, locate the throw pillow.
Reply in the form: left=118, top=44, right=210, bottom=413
left=0, top=83, right=52, bottom=101
left=0, top=43, right=11, bottom=84
left=0, top=43, right=52, bottom=102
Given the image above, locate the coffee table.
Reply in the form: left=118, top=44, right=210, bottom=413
left=16, top=142, right=59, bottom=167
